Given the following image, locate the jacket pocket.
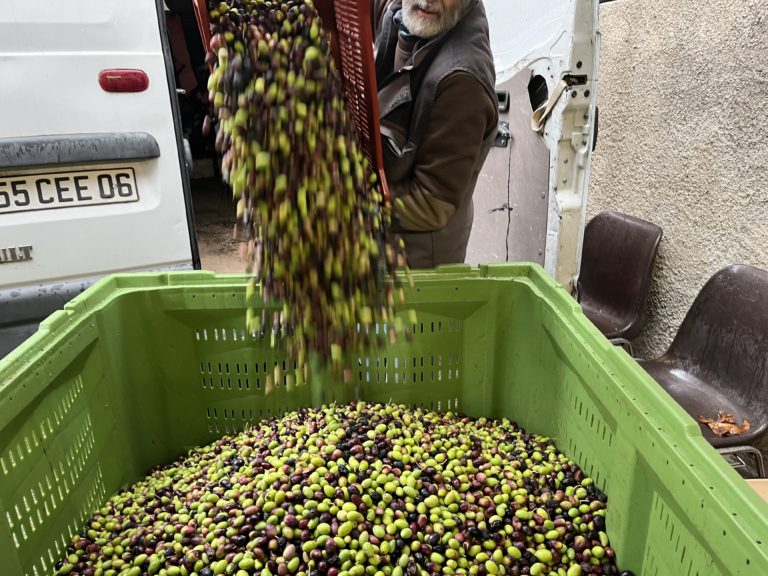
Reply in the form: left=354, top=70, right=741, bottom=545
left=380, top=122, right=413, bottom=159
left=380, top=122, right=418, bottom=183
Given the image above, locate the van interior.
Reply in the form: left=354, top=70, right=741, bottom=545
left=164, top=0, right=243, bottom=272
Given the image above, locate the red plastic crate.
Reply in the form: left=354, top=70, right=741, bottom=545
left=192, top=0, right=212, bottom=58
left=315, top=0, right=389, bottom=200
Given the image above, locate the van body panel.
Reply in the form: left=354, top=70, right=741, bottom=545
left=0, top=0, right=198, bottom=356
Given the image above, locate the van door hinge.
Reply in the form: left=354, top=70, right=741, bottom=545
left=494, top=121, right=511, bottom=148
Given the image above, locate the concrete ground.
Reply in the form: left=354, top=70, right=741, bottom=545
left=190, top=165, right=245, bottom=274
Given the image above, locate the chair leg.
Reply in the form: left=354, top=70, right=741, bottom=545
left=609, top=338, right=633, bottom=357
left=717, top=446, right=766, bottom=479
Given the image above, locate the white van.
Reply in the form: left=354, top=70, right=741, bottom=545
left=0, top=0, right=199, bottom=357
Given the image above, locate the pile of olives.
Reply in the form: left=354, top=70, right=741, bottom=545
left=55, top=402, right=633, bottom=576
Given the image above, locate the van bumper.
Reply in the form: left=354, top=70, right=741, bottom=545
left=0, top=265, right=193, bottom=359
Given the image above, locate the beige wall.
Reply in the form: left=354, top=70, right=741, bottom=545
left=588, top=0, right=768, bottom=357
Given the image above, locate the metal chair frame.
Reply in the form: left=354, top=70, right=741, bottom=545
left=718, top=446, right=766, bottom=479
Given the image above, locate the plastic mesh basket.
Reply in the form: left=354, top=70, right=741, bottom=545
left=1, top=265, right=767, bottom=575
left=192, top=0, right=212, bottom=56
left=315, top=0, right=388, bottom=199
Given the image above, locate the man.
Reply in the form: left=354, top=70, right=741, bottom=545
left=372, top=0, right=497, bottom=269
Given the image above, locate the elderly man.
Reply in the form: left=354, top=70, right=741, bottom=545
left=372, top=0, right=497, bottom=269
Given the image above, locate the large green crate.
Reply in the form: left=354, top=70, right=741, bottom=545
left=0, top=264, right=766, bottom=575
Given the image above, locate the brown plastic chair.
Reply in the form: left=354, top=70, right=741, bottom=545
left=578, top=211, right=663, bottom=353
left=638, top=264, right=768, bottom=477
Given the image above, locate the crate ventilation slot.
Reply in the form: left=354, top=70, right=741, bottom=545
left=199, top=360, right=298, bottom=392
left=193, top=320, right=460, bottom=344
left=1, top=377, right=84, bottom=476
left=206, top=406, right=289, bottom=435
left=644, top=492, right=707, bottom=576
left=356, top=354, right=461, bottom=385
left=195, top=327, right=250, bottom=342
left=574, top=390, right=614, bottom=448
left=406, top=398, right=460, bottom=412
left=28, top=466, right=107, bottom=576
left=8, top=438, right=105, bottom=575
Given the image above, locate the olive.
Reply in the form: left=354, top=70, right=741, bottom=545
left=593, top=515, right=606, bottom=531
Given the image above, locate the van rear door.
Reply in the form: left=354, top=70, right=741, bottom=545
left=0, top=0, right=199, bottom=357
left=467, top=0, right=600, bottom=292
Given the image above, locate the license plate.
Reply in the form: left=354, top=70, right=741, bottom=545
left=0, top=167, right=139, bottom=215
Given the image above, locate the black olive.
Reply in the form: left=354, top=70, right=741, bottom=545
left=524, top=550, right=537, bottom=564
left=593, top=516, right=606, bottom=531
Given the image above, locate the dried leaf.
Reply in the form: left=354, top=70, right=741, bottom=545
left=698, top=412, right=750, bottom=437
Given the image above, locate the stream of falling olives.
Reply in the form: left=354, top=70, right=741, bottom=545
left=205, top=0, right=412, bottom=384
left=55, top=403, right=632, bottom=576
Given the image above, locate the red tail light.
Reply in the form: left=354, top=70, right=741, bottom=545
left=99, top=69, right=150, bottom=93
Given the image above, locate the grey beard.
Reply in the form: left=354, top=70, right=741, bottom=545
left=401, top=0, right=467, bottom=39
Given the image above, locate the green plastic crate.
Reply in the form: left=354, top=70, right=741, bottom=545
left=0, top=264, right=766, bottom=575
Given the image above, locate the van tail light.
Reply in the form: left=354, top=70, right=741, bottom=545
left=99, top=69, right=150, bottom=93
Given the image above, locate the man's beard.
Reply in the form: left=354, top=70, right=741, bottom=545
left=401, top=0, right=468, bottom=39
